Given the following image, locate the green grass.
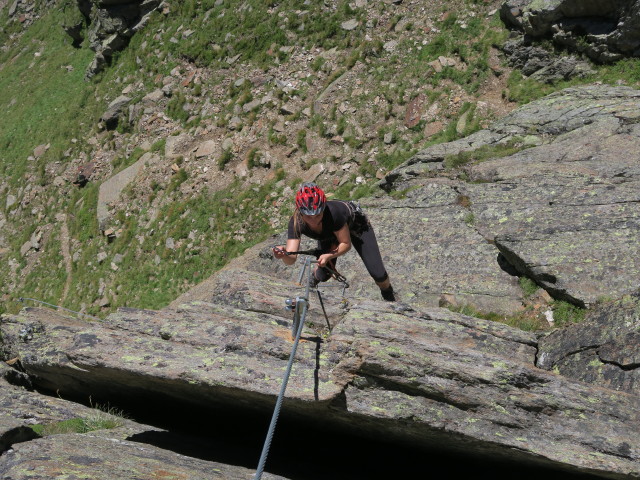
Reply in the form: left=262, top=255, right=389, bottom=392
left=550, top=300, right=586, bottom=327
left=58, top=176, right=290, bottom=315
left=596, top=58, right=640, bottom=85
left=20, top=230, right=66, bottom=304
left=218, top=149, right=234, bottom=170
left=112, top=146, right=147, bottom=173
left=330, top=177, right=379, bottom=201
left=505, top=56, right=640, bottom=105
left=68, top=183, right=100, bottom=242
left=166, top=92, right=190, bottom=124
left=375, top=148, right=417, bottom=172
left=167, top=168, right=189, bottom=193
left=297, top=129, right=308, bottom=153
left=448, top=293, right=587, bottom=331
left=443, top=137, right=533, bottom=170
left=151, top=138, right=166, bottom=153
left=448, top=304, right=550, bottom=332
left=463, top=212, right=475, bottom=225
left=0, top=5, right=96, bottom=185
left=247, top=147, right=260, bottom=169
left=30, top=404, right=127, bottom=436
left=311, top=56, right=327, bottom=72
left=416, top=11, right=509, bottom=95
left=145, top=0, right=366, bottom=70
left=519, top=277, right=540, bottom=298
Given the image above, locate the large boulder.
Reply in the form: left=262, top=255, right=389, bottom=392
left=100, top=94, right=131, bottom=130
left=4, top=76, right=640, bottom=473
left=500, top=0, right=640, bottom=63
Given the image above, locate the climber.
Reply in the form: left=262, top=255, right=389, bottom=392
left=273, top=182, right=396, bottom=301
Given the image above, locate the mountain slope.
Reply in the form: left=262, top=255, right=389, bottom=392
left=1, top=0, right=639, bottom=321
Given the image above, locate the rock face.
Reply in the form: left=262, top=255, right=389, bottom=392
left=64, top=0, right=163, bottom=78
left=97, top=151, right=157, bottom=230
left=0, top=371, right=286, bottom=479
left=502, top=36, right=596, bottom=83
left=1, top=433, right=284, bottom=480
left=100, top=94, right=131, bottom=130
left=538, top=291, right=640, bottom=394
left=500, top=0, right=640, bottom=63
left=380, top=85, right=640, bottom=311
left=1, top=261, right=639, bottom=478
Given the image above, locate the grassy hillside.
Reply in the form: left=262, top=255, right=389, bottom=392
left=0, top=7, right=95, bottom=185
left=1, top=0, right=639, bottom=319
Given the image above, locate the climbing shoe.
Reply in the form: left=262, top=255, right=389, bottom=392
left=380, top=286, right=396, bottom=302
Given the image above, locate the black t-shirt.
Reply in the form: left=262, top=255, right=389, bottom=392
left=287, top=200, right=351, bottom=244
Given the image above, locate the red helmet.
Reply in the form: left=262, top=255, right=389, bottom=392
left=295, top=182, right=326, bottom=215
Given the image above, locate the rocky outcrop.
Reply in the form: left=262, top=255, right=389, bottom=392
left=2, top=433, right=286, bottom=480
left=380, top=85, right=640, bottom=311
left=4, top=0, right=56, bottom=28
left=0, top=371, right=286, bottom=479
left=97, top=151, right=159, bottom=230
left=500, top=0, right=640, bottom=63
left=63, top=0, right=164, bottom=79
left=1, top=271, right=639, bottom=478
left=538, top=290, right=640, bottom=394
left=100, top=94, right=131, bottom=130
left=502, top=36, right=596, bottom=83
left=243, top=191, right=527, bottom=316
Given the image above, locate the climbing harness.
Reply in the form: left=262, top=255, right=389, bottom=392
left=18, top=297, right=102, bottom=322
left=255, top=252, right=348, bottom=479
left=342, top=200, right=370, bottom=239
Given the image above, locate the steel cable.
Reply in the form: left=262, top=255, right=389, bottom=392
left=254, top=259, right=312, bottom=480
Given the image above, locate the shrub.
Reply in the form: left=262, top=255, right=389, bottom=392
left=551, top=300, right=586, bottom=327
left=519, top=277, right=540, bottom=298
left=247, top=147, right=259, bottom=169
left=167, top=168, right=188, bottom=191
left=297, top=129, right=308, bottom=153
left=218, top=149, right=233, bottom=170
left=311, top=56, right=326, bottom=72
left=166, top=92, right=190, bottom=123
